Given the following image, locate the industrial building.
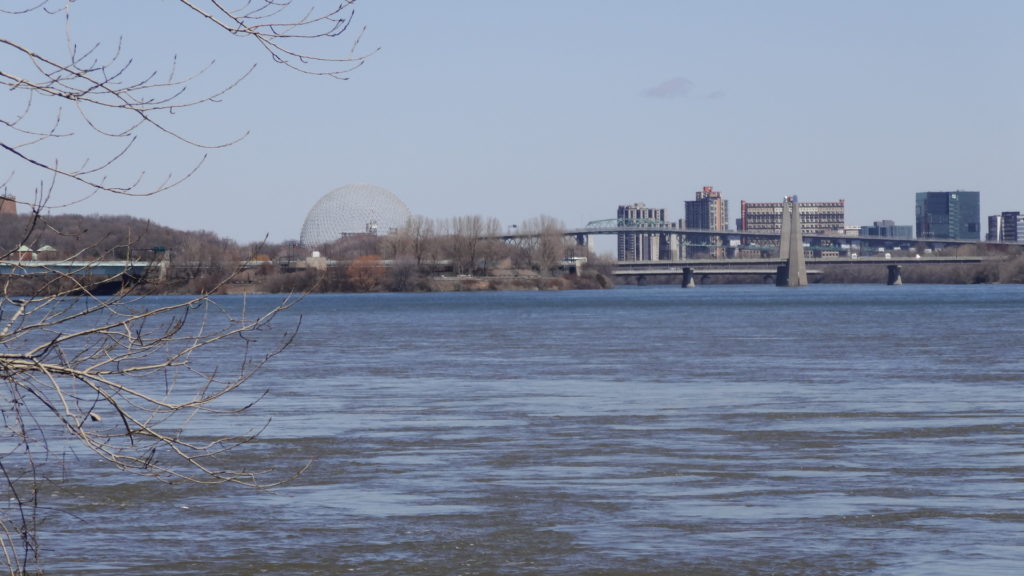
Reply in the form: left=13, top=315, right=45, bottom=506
left=684, top=186, right=728, bottom=258
left=915, top=191, right=980, bottom=240
left=987, top=211, right=1022, bottom=242
left=616, top=203, right=674, bottom=261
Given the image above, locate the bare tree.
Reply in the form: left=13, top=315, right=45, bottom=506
left=521, top=215, right=569, bottom=274
left=1, top=1, right=371, bottom=572
left=388, top=255, right=420, bottom=291
left=427, top=217, right=451, bottom=274
left=402, top=215, right=436, bottom=268
left=449, top=215, right=485, bottom=275
left=346, top=254, right=386, bottom=291
left=477, top=216, right=507, bottom=275
left=1, top=1, right=371, bottom=206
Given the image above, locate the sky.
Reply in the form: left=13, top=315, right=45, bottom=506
left=6, top=1, right=1024, bottom=248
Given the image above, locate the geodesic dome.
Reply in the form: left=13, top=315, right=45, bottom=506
left=299, top=184, right=412, bottom=247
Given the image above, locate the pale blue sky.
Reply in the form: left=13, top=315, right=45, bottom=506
left=11, top=1, right=1024, bottom=246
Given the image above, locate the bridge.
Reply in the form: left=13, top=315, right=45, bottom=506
left=614, top=255, right=986, bottom=286
left=563, top=220, right=983, bottom=254
left=0, top=260, right=162, bottom=276
left=607, top=198, right=990, bottom=287
left=0, top=260, right=165, bottom=291
left=496, top=214, right=995, bottom=264
left=0, top=259, right=166, bottom=295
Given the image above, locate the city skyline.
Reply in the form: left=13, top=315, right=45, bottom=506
left=8, top=1, right=1024, bottom=243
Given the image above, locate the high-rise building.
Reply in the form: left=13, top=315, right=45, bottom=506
left=987, top=215, right=1000, bottom=242
left=684, top=186, right=728, bottom=258
left=685, top=186, right=728, bottom=230
left=915, top=191, right=980, bottom=240
left=1003, top=212, right=1018, bottom=242
left=616, top=203, right=672, bottom=261
left=987, top=211, right=1022, bottom=242
left=861, top=220, right=913, bottom=238
left=738, top=199, right=845, bottom=235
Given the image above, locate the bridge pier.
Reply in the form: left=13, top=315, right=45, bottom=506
left=681, top=267, right=696, bottom=288
left=887, top=264, right=903, bottom=286
left=775, top=264, right=790, bottom=287
left=777, top=197, right=808, bottom=287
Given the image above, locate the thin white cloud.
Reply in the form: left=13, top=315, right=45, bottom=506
left=644, top=77, right=695, bottom=99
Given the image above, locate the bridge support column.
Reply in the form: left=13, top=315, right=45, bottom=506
left=681, top=267, right=696, bottom=288
left=887, top=264, right=903, bottom=286
left=775, top=264, right=789, bottom=287
left=777, top=196, right=808, bottom=287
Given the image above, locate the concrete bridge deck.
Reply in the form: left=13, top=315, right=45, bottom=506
left=612, top=255, right=991, bottom=286
left=612, top=255, right=987, bottom=272
left=612, top=268, right=824, bottom=276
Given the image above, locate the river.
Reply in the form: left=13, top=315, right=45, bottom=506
left=39, top=284, right=1024, bottom=574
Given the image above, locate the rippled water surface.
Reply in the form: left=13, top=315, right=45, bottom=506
left=40, top=284, right=1024, bottom=574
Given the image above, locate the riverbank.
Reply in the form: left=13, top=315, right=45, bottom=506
left=218, top=269, right=614, bottom=295
left=6, top=250, right=1024, bottom=297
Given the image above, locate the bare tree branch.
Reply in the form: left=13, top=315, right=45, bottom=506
left=1, top=0, right=374, bottom=206
left=0, top=1, right=372, bottom=571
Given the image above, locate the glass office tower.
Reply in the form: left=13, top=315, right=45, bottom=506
left=915, top=191, right=980, bottom=240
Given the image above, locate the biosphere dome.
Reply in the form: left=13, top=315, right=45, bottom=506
left=299, top=184, right=412, bottom=247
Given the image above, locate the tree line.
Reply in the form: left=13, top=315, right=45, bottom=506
left=1, top=212, right=614, bottom=295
